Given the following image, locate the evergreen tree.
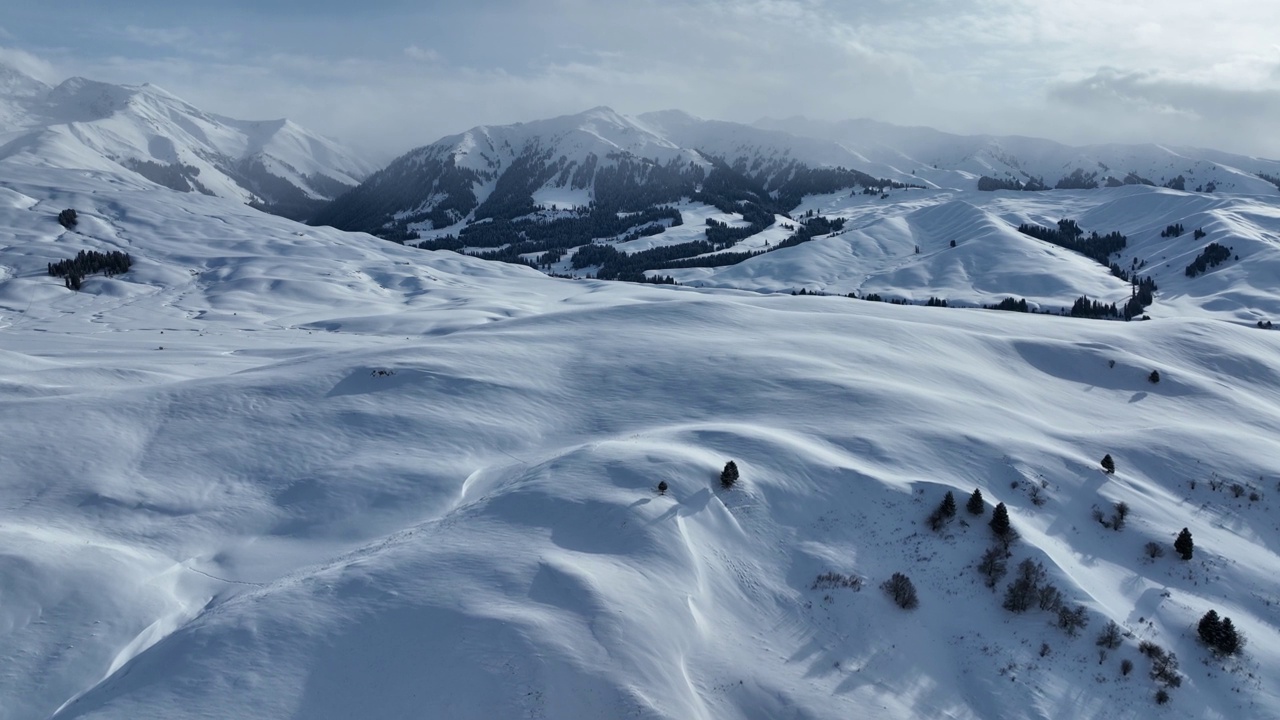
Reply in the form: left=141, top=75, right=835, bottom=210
left=1149, top=370, right=1161, bottom=384
left=1174, top=527, right=1194, bottom=560
left=720, top=461, right=739, bottom=489
left=1217, top=618, right=1242, bottom=655
left=966, top=488, right=985, bottom=515
left=928, top=490, right=958, bottom=531
left=990, top=502, right=1012, bottom=540
left=657, top=480, right=668, bottom=496
left=1197, top=610, right=1222, bottom=648
left=1101, top=454, right=1116, bottom=474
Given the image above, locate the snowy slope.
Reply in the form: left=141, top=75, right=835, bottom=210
left=665, top=184, right=1280, bottom=323
left=0, top=62, right=373, bottom=221
left=3, top=157, right=1280, bottom=719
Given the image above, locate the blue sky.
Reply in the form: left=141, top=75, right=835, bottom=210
left=4, top=1, right=1280, bottom=160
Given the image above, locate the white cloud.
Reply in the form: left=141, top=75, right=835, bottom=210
left=403, top=46, right=442, bottom=64
left=0, top=45, right=60, bottom=85
left=9, top=1, right=1280, bottom=160
left=1049, top=68, right=1280, bottom=156
left=122, top=26, right=196, bottom=49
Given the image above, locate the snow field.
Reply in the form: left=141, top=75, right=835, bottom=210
left=1, top=153, right=1279, bottom=719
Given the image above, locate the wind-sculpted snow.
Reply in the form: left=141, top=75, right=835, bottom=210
left=2, top=159, right=1280, bottom=720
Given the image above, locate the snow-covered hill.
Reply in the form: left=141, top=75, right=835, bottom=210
left=667, top=185, right=1280, bottom=324
left=2, top=141, right=1280, bottom=719
left=0, top=62, right=373, bottom=221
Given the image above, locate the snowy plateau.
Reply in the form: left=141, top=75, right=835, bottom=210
left=2, top=61, right=1280, bottom=720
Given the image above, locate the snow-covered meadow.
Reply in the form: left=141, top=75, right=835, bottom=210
left=2, top=154, right=1280, bottom=720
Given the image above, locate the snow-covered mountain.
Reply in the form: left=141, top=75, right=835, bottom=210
left=0, top=62, right=373, bottom=221
left=311, top=106, right=908, bottom=241
left=309, top=107, right=1280, bottom=323
left=3, top=140, right=1280, bottom=719
left=315, top=107, right=1280, bottom=242
left=756, top=116, right=1280, bottom=195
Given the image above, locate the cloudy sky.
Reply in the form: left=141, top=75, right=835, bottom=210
left=4, top=0, right=1280, bottom=161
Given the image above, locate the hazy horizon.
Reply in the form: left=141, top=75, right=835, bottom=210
left=5, top=1, right=1280, bottom=162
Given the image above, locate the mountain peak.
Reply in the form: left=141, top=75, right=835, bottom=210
left=43, top=76, right=140, bottom=122
left=0, top=61, right=51, bottom=99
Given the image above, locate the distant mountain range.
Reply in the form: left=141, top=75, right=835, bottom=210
left=0, top=63, right=373, bottom=221
left=303, top=106, right=1280, bottom=303
left=313, top=106, right=1280, bottom=243
left=754, top=116, right=1280, bottom=194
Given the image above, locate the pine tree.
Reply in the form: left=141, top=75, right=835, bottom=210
left=657, top=480, right=668, bottom=496
left=928, top=490, right=957, bottom=531
left=720, top=461, right=739, bottom=489
left=966, top=488, right=985, bottom=515
left=990, top=502, right=1012, bottom=540
left=1197, top=610, right=1222, bottom=648
left=1217, top=618, right=1242, bottom=655
left=1101, top=454, right=1116, bottom=474
left=1149, top=370, right=1161, bottom=384
left=1174, top=527, right=1194, bottom=560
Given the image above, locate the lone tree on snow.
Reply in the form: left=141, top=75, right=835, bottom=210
left=966, top=488, right=985, bottom=515
left=720, top=461, right=739, bottom=490
left=1174, top=527, right=1194, bottom=560
left=1101, top=454, right=1116, bottom=474
left=657, top=480, right=668, bottom=496
left=990, top=502, right=1013, bottom=541
left=1149, top=370, right=1161, bottom=384
left=882, top=572, right=919, bottom=609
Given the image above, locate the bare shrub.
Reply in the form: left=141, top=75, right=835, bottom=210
left=882, top=573, right=919, bottom=610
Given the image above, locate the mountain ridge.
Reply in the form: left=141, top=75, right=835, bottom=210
left=314, top=106, right=1280, bottom=244
left=0, top=62, right=373, bottom=221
